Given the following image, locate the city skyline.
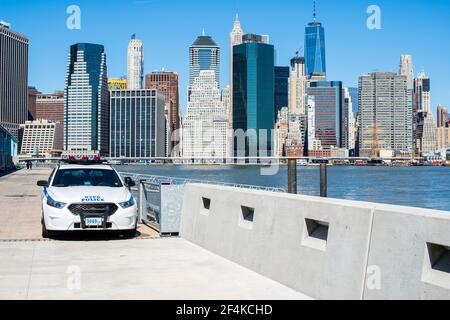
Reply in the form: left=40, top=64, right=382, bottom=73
left=1, top=0, right=450, bottom=118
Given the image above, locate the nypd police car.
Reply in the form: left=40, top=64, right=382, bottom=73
left=37, top=157, right=138, bottom=238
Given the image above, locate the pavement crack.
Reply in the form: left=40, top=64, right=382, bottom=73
left=25, top=242, right=37, bottom=300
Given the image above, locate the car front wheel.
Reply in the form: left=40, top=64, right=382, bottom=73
left=41, top=217, right=52, bottom=239
left=121, top=228, right=136, bottom=239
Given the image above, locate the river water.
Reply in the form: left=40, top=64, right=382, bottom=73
left=114, top=165, right=450, bottom=212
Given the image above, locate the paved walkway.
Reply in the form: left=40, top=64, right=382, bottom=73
left=0, top=238, right=310, bottom=300
left=0, top=168, right=48, bottom=240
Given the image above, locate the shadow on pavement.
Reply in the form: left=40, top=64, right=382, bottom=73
left=48, top=229, right=141, bottom=241
left=0, top=168, right=19, bottom=179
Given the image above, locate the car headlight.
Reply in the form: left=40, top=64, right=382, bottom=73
left=119, top=196, right=135, bottom=209
left=47, top=198, right=67, bottom=209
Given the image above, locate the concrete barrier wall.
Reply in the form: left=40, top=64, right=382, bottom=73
left=363, top=205, right=450, bottom=300
left=180, top=183, right=450, bottom=300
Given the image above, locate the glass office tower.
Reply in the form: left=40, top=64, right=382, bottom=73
left=304, top=21, right=326, bottom=77
left=64, top=43, right=109, bottom=155
left=274, top=66, right=290, bottom=120
left=0, top=22, right=29, bottom=139
left=233, top=34, right=275, bottom=157
left=306, top=81, right=343, bottom=148
left=110, top=89, right=165, bottom=158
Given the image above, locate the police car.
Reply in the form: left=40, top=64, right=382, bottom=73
left=37, top=156, right=138, bottom=238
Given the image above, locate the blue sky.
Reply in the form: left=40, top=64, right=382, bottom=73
left=1, top=0, right=449, bottom=116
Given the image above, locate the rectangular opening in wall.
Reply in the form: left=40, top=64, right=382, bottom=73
left=241, top=206, right=254, bottom=222
left=301, top=218, right=329, bottom=251
left=427, top=243, right=450, bottom=274
left=200, top=197, right=211, bottom=216
left=202, top=197, right=211, bottom=210
left=238, top=206, right=255, bottom=229
left=422, top=242, right=450, bottom=289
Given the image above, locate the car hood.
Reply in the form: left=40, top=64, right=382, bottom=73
left=45, top=186, right=132, bottom=204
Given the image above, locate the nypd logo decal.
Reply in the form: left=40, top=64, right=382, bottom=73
left=81, top=196, right=105, bottom=202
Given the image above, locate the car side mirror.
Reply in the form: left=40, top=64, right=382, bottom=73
left=37, top=180, right=49, bottom=187
left=124, top=177, right=135, bottom=187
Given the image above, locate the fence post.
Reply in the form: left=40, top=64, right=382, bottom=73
left=320, top=163, right=327, bottom=197
left=138, top=179, right=147, bottom=224
left=287, top=158, right=297, bottom=194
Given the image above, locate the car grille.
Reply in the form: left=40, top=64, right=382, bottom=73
left=68, top=203, right=118, bottom=216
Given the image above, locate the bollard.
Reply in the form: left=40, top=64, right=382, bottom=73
left=320, top=163, right=327, bottom=197
left=288, top=158, right=297, bottom=194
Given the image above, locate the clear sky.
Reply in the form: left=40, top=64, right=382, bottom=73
left=1, top=0, right=449, bottom=116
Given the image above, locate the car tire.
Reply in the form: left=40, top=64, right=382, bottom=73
left=121, top=228, right=136, bottom=239
left=41, top=218, right=52, bottom=239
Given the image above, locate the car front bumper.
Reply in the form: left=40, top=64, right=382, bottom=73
left=43, top=202, right=138, bottom=231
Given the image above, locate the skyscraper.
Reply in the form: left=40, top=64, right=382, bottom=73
left=182, top=70, right=227, bottom=160
left=348, top=87, right=359, bottom=116
left=416, top=112, right=437, bottom=155
left=64, top=43, right=109, bottom=155
left=414, top=70, right=436, bottom=155
left=415, top=70, right=431, bottom=113
left=0, top=22, right=29, bottom=138
left=127, top=35, right=144, bottom=90
left=399, top=55, right=414, bottom=90
left=189, top=32, right=220, bottom=90
left=233, top=34, right=275, bottom=157
left=230, top=15, right=244, bottom=49
left=221, top=85, right=233, bottom=157
left=306, top=81, right=343, bottom=149
left=146, top=71, right=180, bottom=155
left=342, top=87, right=356, bottom=151
left=437, top=105, right=448, bottom=128
left=288, top=56, right=307, bottom=115
left=304, top=1, right=326, bottom=77
left=436, top=126, right=450, bottom=150
left=358, top=72, right=411, bottom=157
left=274, top=66, right=290, bottom=119
left=110, top=89, right=165, bottom=158
left=399, top=55, right=414, bottom=154
left=230, top=15, right=244, bottom=130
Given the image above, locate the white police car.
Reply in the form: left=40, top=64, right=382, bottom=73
left=37, top=157, right=138, bottom=238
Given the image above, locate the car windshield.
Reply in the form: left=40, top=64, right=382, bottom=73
left=52, top=169, right=123, bottom=188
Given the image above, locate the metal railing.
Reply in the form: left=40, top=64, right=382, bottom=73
left=118, top=172, right=286, bottom=193
left=118, top=172, right=286, bottom=236
left=137, top=179, right=162, bottom=231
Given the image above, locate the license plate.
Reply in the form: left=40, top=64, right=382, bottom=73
left=85, top=217, right=103, bottom=226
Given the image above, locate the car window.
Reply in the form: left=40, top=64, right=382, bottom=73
left=52, top=169, right=123, bottom=188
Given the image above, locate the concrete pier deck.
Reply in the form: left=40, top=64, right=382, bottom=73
left=0, top=169, right=310, bottom=300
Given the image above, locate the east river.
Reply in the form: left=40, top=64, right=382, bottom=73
left=114, top=165, right=450, bottom=212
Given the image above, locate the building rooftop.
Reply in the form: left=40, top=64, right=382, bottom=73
left=191, top=36, right=218, bottom=47
left=0, top=21, right=11, bottom=29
